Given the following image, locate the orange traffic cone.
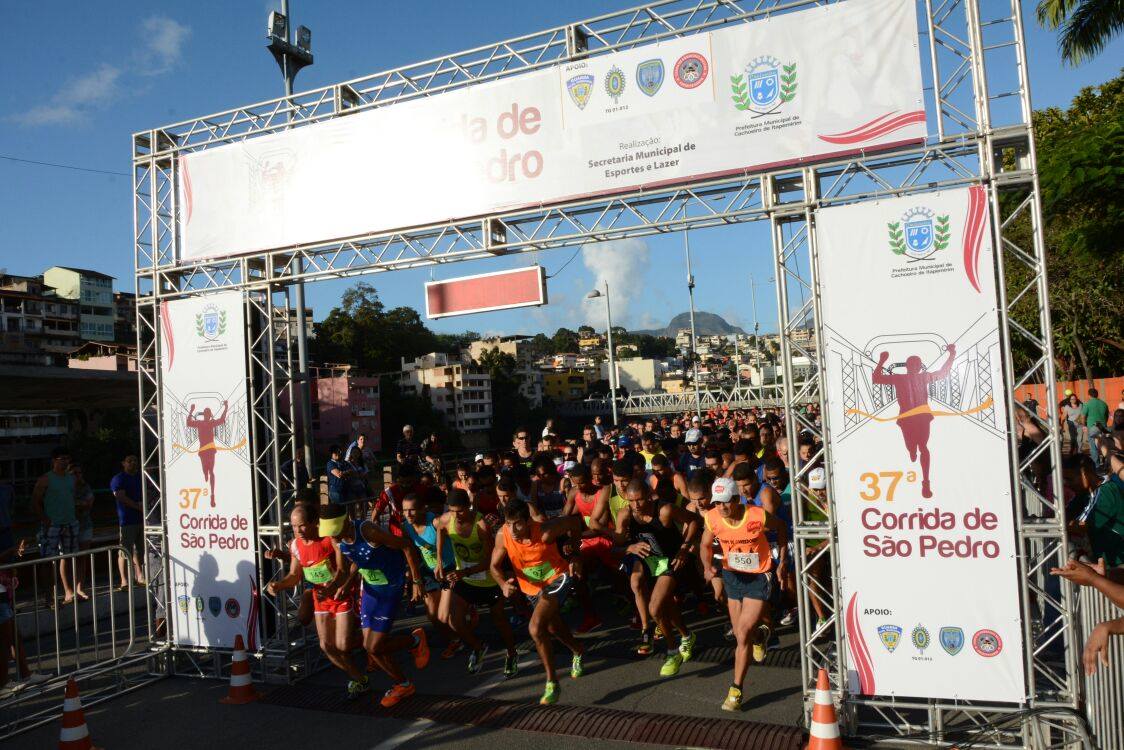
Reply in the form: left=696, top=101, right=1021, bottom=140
left=220, top=634, right=259, bottom=704
left=58, top=678, right=101, bottom=750
left=806, top=668, right=844, bottom=749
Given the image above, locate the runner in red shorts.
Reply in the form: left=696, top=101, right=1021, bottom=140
left=266, top=504, right=368, bottom=699
left=564, top=463, right=614, bottom=633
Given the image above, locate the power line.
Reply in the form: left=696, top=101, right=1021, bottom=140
left=545, top=246, right=582, bottom=279
left=0, top=154, right=129, bottom=177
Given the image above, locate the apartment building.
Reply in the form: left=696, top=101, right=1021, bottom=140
left=399, top=352, right=492, bottom=433
left=43, top=266, right=116, bottom=342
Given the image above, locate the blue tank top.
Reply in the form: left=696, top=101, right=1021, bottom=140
left=338, top=520, right=406, bottom=593
left=403, top=512, right=454, bottom=572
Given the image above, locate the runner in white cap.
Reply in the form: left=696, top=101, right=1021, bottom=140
left=701, top=476, right=789, bottom=711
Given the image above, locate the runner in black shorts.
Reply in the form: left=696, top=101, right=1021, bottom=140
left=614, top=479, right=700, bottom=675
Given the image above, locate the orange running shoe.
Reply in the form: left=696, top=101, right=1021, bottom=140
left=441, top=639, right=462, bottom=659
left=410, top=627, right=430, bottom=669
left=380, top=681, right=415, bottom=708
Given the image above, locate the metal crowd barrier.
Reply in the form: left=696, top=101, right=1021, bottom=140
left=1078, top=583, right=1124, bottom=750
left=1, top=544, right=164, bottom=740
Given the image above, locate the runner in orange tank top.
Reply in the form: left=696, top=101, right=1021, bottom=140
left=491, top=499, right=587, bottom=706
left=701, top=477, right=789, bottom=712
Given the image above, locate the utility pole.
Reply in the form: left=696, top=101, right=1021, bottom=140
left=684, top=231, right=702, bottom=419
left=267, top=2, right=315, bottom=477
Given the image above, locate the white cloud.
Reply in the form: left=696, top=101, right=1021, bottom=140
left=14, top=64, right=123, bottom=126
left=11, top=18, right=189, bottom=127
left=140, top=16, right=191, bottom=73
left=579, top=238, right=650, bottom=329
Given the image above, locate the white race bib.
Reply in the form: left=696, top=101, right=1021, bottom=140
left=727, top=551, right=761, bottom=573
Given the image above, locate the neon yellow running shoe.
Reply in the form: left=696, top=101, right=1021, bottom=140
left=659, top=653, right=683, bottom=677
left=678, top=632, right=696, bottom=662
left=722, top=685, right=743, bottom=712
left=570, top=652, right=584, bottom=679
left=540, top=680, right=560, bottom=705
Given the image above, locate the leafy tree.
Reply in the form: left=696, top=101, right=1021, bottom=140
left=551, top=327, right=579, bottom=354
left=1037, top=0, right=1124, bottom=65
left=1005, top=72, right=1124, bottom=379
left=577, top=325, right=596, bottom=337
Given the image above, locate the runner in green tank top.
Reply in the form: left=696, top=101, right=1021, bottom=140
left=436, top=489, right=518, bottom=678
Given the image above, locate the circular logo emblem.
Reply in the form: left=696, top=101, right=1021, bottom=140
left=225, top=597, right=241, bottom=619
left=972, top=629, right=1002, bottom=657
left=604, top=66, right=626, bottom=103
left=911, top=624, right=930, bottom=652
left=674, top=53, right=708, bottom=89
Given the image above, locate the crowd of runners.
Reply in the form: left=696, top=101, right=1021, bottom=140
left=265, top=408, right=832, bottom=711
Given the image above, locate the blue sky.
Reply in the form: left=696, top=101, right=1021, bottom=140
left=2, top=1, right=1121, bottom=338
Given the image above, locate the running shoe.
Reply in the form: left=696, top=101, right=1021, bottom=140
left=678, top=632, right=696, bottom=662
left=347, top=675, right=370, bottom=700
left=575, top=613, right=602, bottom=634
left=659, top=652, right=683, bottom=677
left=540, top=681, right=559, bottom=705
left=503, top=652, right=519, bottom=679
left=570, top=652, right=584, bottom=679
left=380, top=681, right=416, bottom=707
left=724, top=623, right=735, bottom=641
left=410, top=627, right=430, bottom=670
left=779, top=608, right=797, bottom=627
left=721, top=685, right=743, bottom=712
left=752, top=624, right=771, bottom=663
left=441, top=639, right=463, bottom=659
left=636, top=631, right=654, bottom=656
left=467, top=643, right=489, bottom=674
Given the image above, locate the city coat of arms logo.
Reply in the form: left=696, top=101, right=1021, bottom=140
left=177, top=595, right=190, bottom=614
left=732, top=56, right=796, bottom=115
left=567, top=74, right=594, bottom=110
left=195, top=304, right=227, bottom=341
left=939, top=626, right=964, bottom=656
left=877, top=624, right=902, bottom=652
left=636, top=59, right=665, bottom=97
left=605, top=66, right=627, bottom=104
left=208, top=596, right=222, bottom=618
left=888, top=207, right=950, bottom=260
left=225, top=597, right=241, bottom=618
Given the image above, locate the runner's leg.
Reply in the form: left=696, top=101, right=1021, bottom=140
left=443, top=589, right=484, bottom=652
left=528, top=595, right=558, bottom=683
left=734, top=596, right=767, bottom=687
left=318, top=613, right=362, bottom=680
left=629, top=561, right=652, bottom=633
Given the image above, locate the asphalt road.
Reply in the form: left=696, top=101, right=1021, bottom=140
left=6, top=593, right=807, bottom=749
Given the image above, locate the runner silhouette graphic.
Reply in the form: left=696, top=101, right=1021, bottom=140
left=187, top=401, right=228, bottom=507
left=871, top=345, right=956, bottom=499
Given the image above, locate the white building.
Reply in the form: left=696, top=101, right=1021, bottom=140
left=748, top=355, right=814, bottom=385
left=43, top=266, right=116, bottom=342
left=601, top=357, right=662, bottom=393
left=399, top=352, right=493, bottom=433
left=466, top=335, right=543, bottom=408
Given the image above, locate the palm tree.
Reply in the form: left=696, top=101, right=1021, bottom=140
left=1037, top=0, right=1124, bottom=65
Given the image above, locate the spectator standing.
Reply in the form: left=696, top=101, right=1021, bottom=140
left=281, top=451, right=310, bottom=498
left=1075, top=455, right=1124, bottom=567
left=31, top=447, right=79, bottom=604
left=110, top=455, right=146, bottom=591
left=1081, top=388, right=1110, bottom=472
left=396, top=425, right=421, bottom=467
left=1062, top=392, right=1083, bottom=456
left=326, top=445, right=349, bottom=504
left=345, top=434, right=371, bottom=473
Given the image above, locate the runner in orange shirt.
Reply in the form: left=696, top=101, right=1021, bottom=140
left=490, top=499, right=586, bottom=705
left=701, top=477, right=789, bottom=712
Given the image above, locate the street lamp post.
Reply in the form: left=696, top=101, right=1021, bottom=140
left=684, top=231, right=703, bottom=419
left=749, top=274, right=773, bottom=393
left=586, top=284, right=618, bottom=426
left=267, top=3, right=315, bottom=475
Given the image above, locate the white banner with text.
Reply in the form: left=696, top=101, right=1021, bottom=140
left=159, top=290, right=258, bottom=649
left=817, top=186, right=1026, bottom=702
left=179, top=0, right=925, bottom=261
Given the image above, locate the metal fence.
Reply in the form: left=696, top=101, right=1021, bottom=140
left=1, top=545, right=164, bottom=740
left=1078, top=583, right=1124, bottom=750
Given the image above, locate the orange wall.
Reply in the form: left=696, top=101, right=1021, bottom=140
left=1014, top=377, right=1124, bottom=417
